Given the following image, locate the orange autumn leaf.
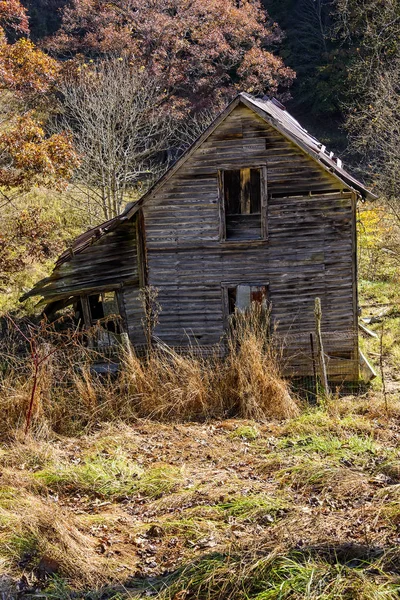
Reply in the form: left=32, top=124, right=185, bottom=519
left=0, top=113, right=80, bottom=191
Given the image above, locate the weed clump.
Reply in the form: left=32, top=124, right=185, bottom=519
left=150, top=547, right=400, bottom=599
left=0, top=305, right=298, bottom=436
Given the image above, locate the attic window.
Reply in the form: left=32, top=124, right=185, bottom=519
left=219, top=167, right=267, bottom=241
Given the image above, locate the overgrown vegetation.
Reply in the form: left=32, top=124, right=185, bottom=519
left=0, top=262, right=400, bottom=597
left=0, top=395, right=400, bottom=598
left=0, top=307, right=297, bottom=438
left=1, top=0, right=400, bottom=597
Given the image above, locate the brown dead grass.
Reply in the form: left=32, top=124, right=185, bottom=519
left=0, top=306, right=298, bottom=437
left=0, top=405, right=399, bottom=596
left=0, top=491, right=116, bottom=587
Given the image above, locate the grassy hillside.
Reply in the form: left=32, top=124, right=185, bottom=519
left=0, top=202, right=399, bottom=598
left=0, top=188, right=93, bottom=315
left=1, top=398, right=400, bottom=599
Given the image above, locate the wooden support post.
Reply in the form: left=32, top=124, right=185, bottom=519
left=310, top=332, right=318, bottom=400
left=81, top=295, right=94, bottom=349
left=314, top=298, right=330, bottom=397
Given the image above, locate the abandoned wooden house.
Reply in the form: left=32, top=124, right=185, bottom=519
left=22, top=93, right=376, bottom=381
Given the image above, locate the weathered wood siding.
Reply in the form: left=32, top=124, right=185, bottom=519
left=31, top=221, right=139, bottom=302
left=122, top=285, right=146, bottom=345
left=142, top=104, right=358, bottom=379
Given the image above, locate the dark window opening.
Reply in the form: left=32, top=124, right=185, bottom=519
left=224, top=168, right=261, bottom=216
left=222, top=168, right=263, bottom=240
left=80, top=291, right=123, bottom=348
left=227, top=287, right=237, bottom=315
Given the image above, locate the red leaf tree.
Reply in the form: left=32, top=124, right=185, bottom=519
left=46, top=0, right=295, bottom=112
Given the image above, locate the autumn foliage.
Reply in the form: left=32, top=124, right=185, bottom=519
left=47, top=0, right=295, bottom=110
left=0, top=0, right=60, bottom=100
left=0, top=114, right=78, bottom=192
left=0, top=0, right=77, bottom=195
left=0, top=0, right=29, bottom=34
left=0, top=204, right=67, bottom=276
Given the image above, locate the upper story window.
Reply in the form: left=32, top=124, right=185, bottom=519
left=219, top=166, right=267, bottom=241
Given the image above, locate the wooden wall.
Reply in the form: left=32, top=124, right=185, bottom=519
left=142, top=103, right=359, bottom=379
left=27, top=220, right=139, bottom=301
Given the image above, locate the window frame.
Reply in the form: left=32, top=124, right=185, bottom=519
left=80, top=289, right=127, bottom=347
left=221, top=281, right=270, bottom=330
left=218, top=165, right=268, bottom=242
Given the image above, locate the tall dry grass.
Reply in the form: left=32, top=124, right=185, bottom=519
left=0, top=306, right=298, bottom=437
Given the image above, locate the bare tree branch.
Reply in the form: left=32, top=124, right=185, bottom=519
left=57, top=58, right=175, bottom=221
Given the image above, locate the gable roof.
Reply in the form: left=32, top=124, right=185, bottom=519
left=42, top=92, right=377, bottom=269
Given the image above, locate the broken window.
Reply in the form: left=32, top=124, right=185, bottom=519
left=223, top=283, right=270, bottom=339
left=79, top=291, right=123, bottom=348
left=227, top=284, right=268, bottom=314
left=220, top=168, right=266, bottom=240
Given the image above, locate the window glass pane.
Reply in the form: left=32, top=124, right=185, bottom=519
left=236, top=284, right=251, bottom=312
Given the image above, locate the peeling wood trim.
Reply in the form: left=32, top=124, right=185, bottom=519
left=218, top=170, right=226, bottom=241
left=261, top=165, right=268, bottom=240
left=351, top=190, right=359, bottom=375
left=136, top=211, right=148, bottom=288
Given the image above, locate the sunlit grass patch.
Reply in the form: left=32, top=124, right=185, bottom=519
left=275, top=433, right=387, bottom=467
left=0, top=487, right=22, bottom=510
left=152, top=549, right=400, bottom=600
left=34, top=451, right=143, bottom=498
left=359, top=279, right=399, bottom=306
left=135, top=464, right=185, bottom=499
left=376, top=485, right=400, bottom=526
left=2, top=532, right=39, bottom=565
left=162, top=516, right=223, bottom=544
left=381, top=502, right=400, bottom=528
left=229, top=425, right=260, bottom=440
left=279, top=407, right=374, bottom=437
left=83, top=424, right=140, bottom=456
left=216, top=494, right=288, bottom=524
left=274, top=457, right=371, bottom=497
